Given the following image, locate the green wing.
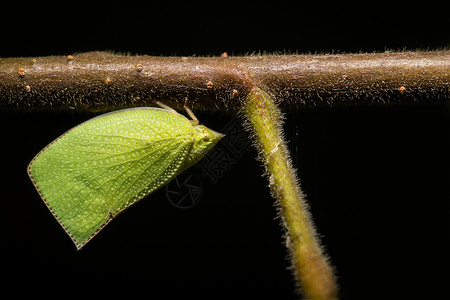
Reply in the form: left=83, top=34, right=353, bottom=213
left=28, top=108, right=194, bottom=248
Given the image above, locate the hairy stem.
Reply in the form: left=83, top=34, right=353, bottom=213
left=1, top=50, right=449, bottom=111
left=241, top=88, right=338, bottom=300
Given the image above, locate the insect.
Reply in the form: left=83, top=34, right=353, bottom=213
left=28, top=103, right=223, bottom=249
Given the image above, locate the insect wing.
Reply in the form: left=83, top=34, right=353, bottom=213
left=28, top=108, right=193, bottom=248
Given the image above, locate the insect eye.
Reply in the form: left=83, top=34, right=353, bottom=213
left=199, top=128, right=210, bottom=141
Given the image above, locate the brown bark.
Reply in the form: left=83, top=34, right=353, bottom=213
left=0, top=50, right=449, bottom=111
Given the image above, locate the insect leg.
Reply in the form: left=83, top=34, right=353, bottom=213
left=156, top=101, right=177, bottom=113
left=184, top=105, right=199, bottom=125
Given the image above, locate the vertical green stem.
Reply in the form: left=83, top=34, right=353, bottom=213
left=242, top=88, right=338, bottom=300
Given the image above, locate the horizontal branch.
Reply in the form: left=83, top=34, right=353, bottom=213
left=1, top=50, right=449, bottom=111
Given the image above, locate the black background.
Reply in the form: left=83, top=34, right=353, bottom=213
left=1, top=1, right=449, bottom=299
